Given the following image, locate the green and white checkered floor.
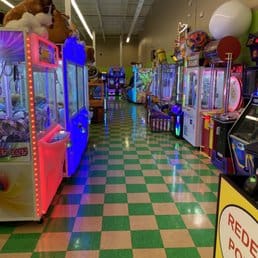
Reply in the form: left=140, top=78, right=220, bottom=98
left=0, top=100, right=220, bottom=258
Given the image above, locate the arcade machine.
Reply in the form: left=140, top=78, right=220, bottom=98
left=209, top=37, right=242, bottom=173
left=55, top=36, right=89, bottom=177
left=210, top=65, right=243, bottom=165
left=160, top=64, right=177, bottom=102
left=0, top=30, right=69, bottom=221
left=170, top=61, right=185, bottom=138
left=128, top=65, right=153, bottom=104
left=88, top=79, right=104, bottom=122
left=107, top=66, right=125, bottom=97
left=183, top=48, right=225, bottom=148
left=127, top=64, right=140, bottom=103
left=228, top=32, right=258, bottom=175
left=229, top=93, right=258, bottom=175
left=101, top=71, right=108, bottom=111
left=244, top=32, right=258, bottom=106
left=170, top=23, right=188, bottom=139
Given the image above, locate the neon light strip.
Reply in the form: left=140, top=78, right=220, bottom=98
left=26, top=35, right=41, bottom=217
left=246, top=115, right=258, bottom=122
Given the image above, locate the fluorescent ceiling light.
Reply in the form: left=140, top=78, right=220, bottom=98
left=246, top=115, right=258, bottom=122
left=1, top=0, right=14, bottom=8
left=71, top=0, right=93, bottom=40
left=126, top=0, right=144, bottom=43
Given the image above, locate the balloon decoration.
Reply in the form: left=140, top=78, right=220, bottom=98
left=209, top=0, right=252, bottom=39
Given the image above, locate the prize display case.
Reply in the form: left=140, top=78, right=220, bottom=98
left=159, top=64, right=177, bottom=102
left=0, top=29, right=69, bottom=221
left=182, top=63, right=225, bottom=148
left=56, top=37, right=89, bottom=177
left=229, top=94, right=258, bottom=175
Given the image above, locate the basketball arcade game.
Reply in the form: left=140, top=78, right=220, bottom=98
left=0, top=29, right=69, bottom=221
left=56, top=36, right=89, bottom=177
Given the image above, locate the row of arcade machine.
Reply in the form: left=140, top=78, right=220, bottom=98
left=148, top=34, right=258, bottom=178
left=0, top=29, right=89, bottom=222
left=107, top=66, right=125, bottom=97
left=207, top=34, right=258, bottom=177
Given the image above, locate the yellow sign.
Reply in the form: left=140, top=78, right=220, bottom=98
left=214, top=176, right=258, bottom=258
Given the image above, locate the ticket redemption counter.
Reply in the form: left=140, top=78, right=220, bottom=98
left=56, top=37, right=89, bottom=177
left=0, top=30, right=69, bottom=221
left=214, top=175, right=258, bottom=258
left=89, top=80, right=104, bottom=122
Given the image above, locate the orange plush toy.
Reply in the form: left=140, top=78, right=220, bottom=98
left=86, top=46, right=95, bottom=64
left=3, top=0, right=54, bottom=25
left=47, top=9, right=74, bottom=44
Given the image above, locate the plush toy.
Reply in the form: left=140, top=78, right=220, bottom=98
left=47, top=9, right=75, bottom=43
left=86, top=46, right=95, bottom=64
left=5, top=12, right=52, bottom=38
left=3, top=0, right=54, bottom=25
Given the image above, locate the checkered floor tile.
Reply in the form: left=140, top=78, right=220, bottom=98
left=0, top=100, right=219, bottom=258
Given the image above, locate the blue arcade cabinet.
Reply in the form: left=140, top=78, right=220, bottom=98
left=127, top=65, right=138, bottom=103
left=107, top=66, right=125, bottom=96
left=56, top=36, right=89, bottom=177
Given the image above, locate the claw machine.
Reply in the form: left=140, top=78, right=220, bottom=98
left=0, top=29, right=69, bottom=221
left=55, top=36, right=89, bottom=177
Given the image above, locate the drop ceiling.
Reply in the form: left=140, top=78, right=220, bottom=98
left=0, top=0, right=155, bottom=42
left=0, top=0, right=257, bottom=43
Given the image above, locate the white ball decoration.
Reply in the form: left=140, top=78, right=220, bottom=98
left=209, top=0, right=252, bottom=39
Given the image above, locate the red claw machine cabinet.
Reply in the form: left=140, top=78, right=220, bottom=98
left=0, top=30, right=69, bottom=221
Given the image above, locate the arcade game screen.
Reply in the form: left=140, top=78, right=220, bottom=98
left=89, top=86, right=102, bottom=100
left=232, top=103, right=258, bottom=143
left=244, top=67, right=258, bottom=98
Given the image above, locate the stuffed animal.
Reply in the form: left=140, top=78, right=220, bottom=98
left=47, top=9, right=75, bottom=43
left=86, top=46, right=95, bottom=64
left=3, top=0, right=54, bottom=25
